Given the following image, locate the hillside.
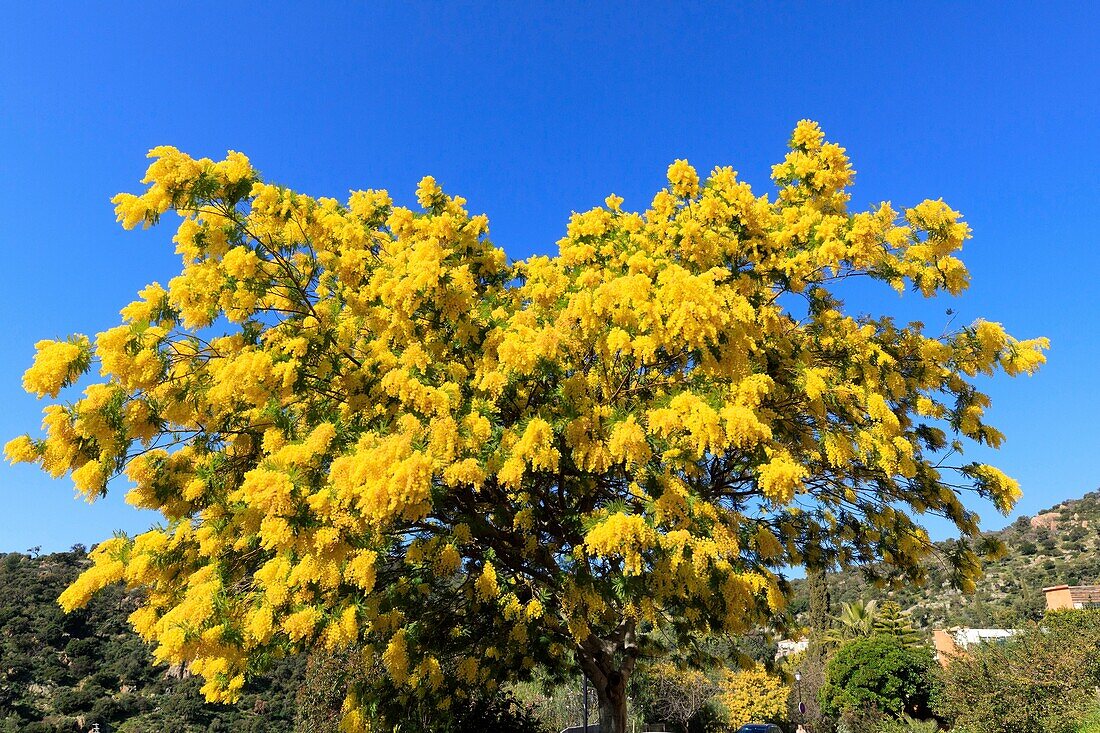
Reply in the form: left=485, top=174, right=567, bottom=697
left=793, top=490, right=1100, bottom=629
left=0, top=547, right=303, bottom=733
left=4, top=491, right=1098, bottom=730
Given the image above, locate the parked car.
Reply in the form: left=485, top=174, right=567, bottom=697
left=735, top=725, right=782, bottom=733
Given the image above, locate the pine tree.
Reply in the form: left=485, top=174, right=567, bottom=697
left=873, top=601, right=923, bottom=648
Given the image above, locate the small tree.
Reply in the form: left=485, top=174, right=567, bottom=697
left=820, top=635, right=936, bottom=721
left=791, top=566, right=833, bottom=732
left=873, top=601, right=923, bottom=648
left=645, top=662, right=718, bottom=733
left=8, top=123, right=1046, bottom=732
left=717, top=665, right=788, bottom=730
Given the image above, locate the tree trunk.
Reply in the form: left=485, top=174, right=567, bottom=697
left=594, top=668, right=628, bottom=733
left=577, top=620, right=638, bottom=733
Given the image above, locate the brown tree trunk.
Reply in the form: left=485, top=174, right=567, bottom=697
left=594, top=668, right=628, bottom=733
left=577, top=620, right=638, bottom=733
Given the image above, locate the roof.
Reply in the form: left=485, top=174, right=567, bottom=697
left=946, top=627, right=1017, bottom=647
left=1043, top=584, right=1100, bottom=605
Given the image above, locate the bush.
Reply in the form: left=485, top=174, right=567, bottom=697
left=716, top=665, right=788, bottom=730
left=877, top=714, right=940, bottom=733
left=836, top=707, right=940, bottom=733
left=936, top=609, right=1100, bottom=733
left=1077, top=705, right=1100, bottom=733
left=820, top=635, right=936, bottom=721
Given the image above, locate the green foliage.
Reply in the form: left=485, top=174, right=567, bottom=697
left=832, top=600, right=879, bottom=641
left=0, top=549, right=301, bottom=732
left=872, top=602, right=922, bottom=648
left=936, top=609, right=1100, bottom=733
left=875, top=713, right=940, bottom=733
left=510, top=674, right=601, bottom=733
left=834, top=704, right=887, bottom=733
left=1077, top=705, right=1100, bottom=733
left=806, top=566, right=833, bottom=635
left=431, top=693, right=548, bottom=733
left=789, top=567, right=833, bottom=733
left=295, top=647, right=357, bottom=733
left=296, top=643, right=548, bottom=733
left=820, top=635, right=936, bottom=721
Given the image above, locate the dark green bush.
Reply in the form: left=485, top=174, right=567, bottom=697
left=820, top=635, right=936, bottom=721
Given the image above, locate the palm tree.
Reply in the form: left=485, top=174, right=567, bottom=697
left=832, top=599, right=879, bottom=640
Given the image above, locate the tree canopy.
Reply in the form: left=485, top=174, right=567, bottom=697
left=819, top=635, right=935, bottom=720
left=7, top=121, right=1046, bottom=731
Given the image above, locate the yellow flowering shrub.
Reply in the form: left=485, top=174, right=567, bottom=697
left=6, top=123, right=1046, bottom=727
left=717, top=665, right=789, bottom=730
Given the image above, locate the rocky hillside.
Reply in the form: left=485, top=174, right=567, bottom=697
left=792, top=490, right=1100, bottom=629
left=0, top=547, right=303, bottom=733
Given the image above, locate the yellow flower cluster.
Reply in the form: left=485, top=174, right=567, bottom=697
left=757, top=451, right=807, bottom=504
left=584, top=513, right=656, bottom=575
left=21, top=336, right=90, bottom=398
left=717, top=665, right=789, bottom=730
left=476, top=562, right=499, bottom=600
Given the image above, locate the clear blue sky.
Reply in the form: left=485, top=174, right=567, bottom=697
left=1, top=3, right=1096, bottom=552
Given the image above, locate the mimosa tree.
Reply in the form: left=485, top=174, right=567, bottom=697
left=7, top=122, right=1046, bottom=732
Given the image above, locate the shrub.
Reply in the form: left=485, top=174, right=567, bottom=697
left=820, top=635, right=936, bottom=720
left=936, top=609, right=1100, bottom=733
left=716, top=665, right=788, bottom=730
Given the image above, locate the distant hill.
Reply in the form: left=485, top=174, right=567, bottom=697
left=0, top=547, right=302, bottom=733
left=790, top=490, right=1100, bottom=629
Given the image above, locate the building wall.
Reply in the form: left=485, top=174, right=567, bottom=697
left=933, top=629, right=960, bottom=666
left=1044, top=585, right=1074, bottom=611
left=933, top=628, right=1017, bottom=666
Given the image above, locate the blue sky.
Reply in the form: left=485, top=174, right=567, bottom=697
left=0, top=2, right=1096, bottom=552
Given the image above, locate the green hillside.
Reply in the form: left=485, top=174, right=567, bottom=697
left=0, top=547, right=302, bottom=733
left=792, top=490, right=1100, bottom=629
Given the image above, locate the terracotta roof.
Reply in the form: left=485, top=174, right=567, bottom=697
left=1069, top=585, right=1100, bottom=605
